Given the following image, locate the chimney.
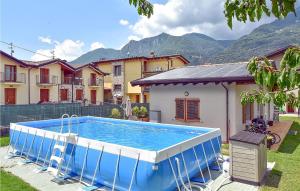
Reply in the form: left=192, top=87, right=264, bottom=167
left=150, top=51, right=155, bottom=58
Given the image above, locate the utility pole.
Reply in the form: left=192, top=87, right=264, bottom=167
left=8, top=42, right=14, bottom=56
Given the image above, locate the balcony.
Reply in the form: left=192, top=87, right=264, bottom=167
left=143, top=69, right=167, bottom=78
left=88, top=78, right=102, bottom=87
left=36, top=75, right=58, bottom=86
left=61, top=76, right=84, bottom=86
left=0, top=72, right=26, bottom=84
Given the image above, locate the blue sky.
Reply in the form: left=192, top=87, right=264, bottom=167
left=1, top=0, right=275, bottom=61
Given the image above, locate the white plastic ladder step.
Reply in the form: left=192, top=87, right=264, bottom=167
left=47, top=167, right=59, bottom=176
left=54, top=145, right=66, bottom=152
left=50, top=156, right=64, bottom=164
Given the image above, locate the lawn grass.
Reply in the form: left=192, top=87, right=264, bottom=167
left=0, top=136, right=10, bottom=147
left=261, top=116, right=300, bottom=191
left=222, top=143, right=229, bottom=156
left=0, top=169, right=37, bottom=191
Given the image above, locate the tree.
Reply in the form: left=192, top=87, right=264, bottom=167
left=129, top=0, right=153, bottom=18
left=241, top=47, right=300, bottom=109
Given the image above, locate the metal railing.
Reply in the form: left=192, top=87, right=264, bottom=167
left=61, top=77, right=83, bottom=85
left=36, top=75, right=58, bottom=85
left=0, top=72, right=26, bottom=83
left=0, top=103, right=149, bottom=126
left=88, top=78, right=102, bottom=86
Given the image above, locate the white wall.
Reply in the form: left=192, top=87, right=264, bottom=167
left=150, top=84, right=228, bottom=140
left=149, top=83, right=274, bottom=142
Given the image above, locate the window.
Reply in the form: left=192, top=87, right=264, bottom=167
left=40, top=68, right=49, bottom=83
left=114, top=84, right=121, bottom=91
left=114, top=65, right=122, bottom=76
left=175, top=98, right=200, bottom=121
left=242, top=103, right=254, bottom=123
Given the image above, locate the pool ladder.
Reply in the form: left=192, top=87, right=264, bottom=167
left=47, top=114, right=78, bottom=177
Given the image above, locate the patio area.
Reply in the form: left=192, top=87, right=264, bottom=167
left=269, top=121, right=293, bottom=151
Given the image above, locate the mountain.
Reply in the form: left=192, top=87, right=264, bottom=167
left=211, top=7, right=300, bottom=63
left=71, top=32, right=232, bottom=64
left=71, top=7, right=300, bottom=65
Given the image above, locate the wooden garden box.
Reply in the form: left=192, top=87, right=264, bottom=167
left=229, top=131, right=267, bottom=185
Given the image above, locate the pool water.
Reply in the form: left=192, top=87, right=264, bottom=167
left=19, top=117, right=211, bottom=151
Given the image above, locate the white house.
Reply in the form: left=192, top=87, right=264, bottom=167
left=131, top=62, right=275, bottom=142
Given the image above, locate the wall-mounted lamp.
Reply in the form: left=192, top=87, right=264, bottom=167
left=184, top=91, right=189, bottom=97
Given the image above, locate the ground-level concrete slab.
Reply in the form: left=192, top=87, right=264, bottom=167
left=1, top=146, right=272, bottom=191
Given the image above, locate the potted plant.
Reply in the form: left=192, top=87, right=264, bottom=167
left=266, top=135, right=273, bottom=149
left=132, top=106, right=140, bottom=118
left=111, top=108, right=121, bottom=119
left=139, top=106, right=149, bottom=122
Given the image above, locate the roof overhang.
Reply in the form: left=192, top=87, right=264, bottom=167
left=0, top=50, right=29, bottom=67
left=131, top=76, right=254, bottom=86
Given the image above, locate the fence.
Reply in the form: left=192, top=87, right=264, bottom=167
left=0, top=103, right=149, bottom=126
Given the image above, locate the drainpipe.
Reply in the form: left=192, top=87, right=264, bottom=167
left=71, top=73, right=74, bottom=103
left=28, top=67, right=33, bottom=104
left=221, top=83, right=229, bottom=143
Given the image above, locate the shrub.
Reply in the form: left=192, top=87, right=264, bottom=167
left=111, top=108, right=121, bottom=119
left=139, top=106, right=148, bottom=118
left=132, top=106, right=140, bottom=117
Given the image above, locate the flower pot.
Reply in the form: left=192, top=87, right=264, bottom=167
left=140, top=117, right=149, bottom=122
left=268, top=120, right=274, bottom=126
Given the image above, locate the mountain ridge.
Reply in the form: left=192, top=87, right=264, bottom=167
left=71, top=7, right=300, bottom=65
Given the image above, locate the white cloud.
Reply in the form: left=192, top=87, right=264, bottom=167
left=130, top=0, right=276, bottom=40
left=90, top=42, right=105, bottom=50
left=38, top=36, right=52, bottom=44
left=31, top=39, right=85, bottom=61
left=119, top=19, right=129, bottom=26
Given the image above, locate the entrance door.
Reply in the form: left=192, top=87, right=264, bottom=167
left=40, top=89, right=49, bottom=102
left=287, top=104, right=295, bottom=113
left=5, top=88, right=16, bottom=104
left=76, top=89, right=83, bottom=101
left=135, top=95, right=140, bottom=103
left=91, top=90, right=96, bottom=104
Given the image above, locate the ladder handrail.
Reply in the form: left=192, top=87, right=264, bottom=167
left=70, top=114, right=79, bottom=135
left=63, top=136, right=78, bottom=176
left=61, top=114, right=70, bottom=134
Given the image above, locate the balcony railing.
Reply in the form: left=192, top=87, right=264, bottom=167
left=36, top=75, right=58, bottom=85
left=0, top=72, right=26, bottom=84
left=74, top=78, right=83, bottom=85
left=88, top=78, right=102, bottom=86
left=61, top=77, right=84, bottom=85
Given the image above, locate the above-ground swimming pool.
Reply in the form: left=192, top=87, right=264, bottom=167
left=10, top=116, right=221, bottom=191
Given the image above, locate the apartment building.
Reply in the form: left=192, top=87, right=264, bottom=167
left=0, top=51, right=106, bottom=105
left=93, top=54, right=189, bottom=103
